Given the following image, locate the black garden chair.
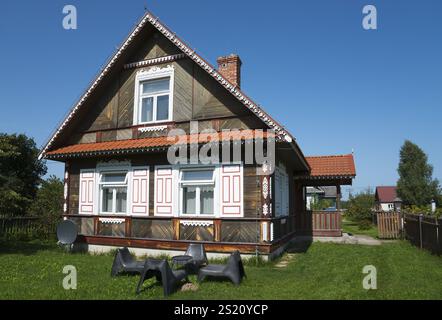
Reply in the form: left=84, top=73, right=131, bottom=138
left=172, top=243, right=209, bottom=272
left=187, top=243, right=209, bottom=267
left=136, top=259, right=189, bottom=296
left=197, top=250, right=246, bottom=285
left=110, top=247, right=145, bottom=277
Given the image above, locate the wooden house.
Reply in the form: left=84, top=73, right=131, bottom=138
left=40, top=12, right=356, bottom=259
left=375, top=186, right=402, bottom=212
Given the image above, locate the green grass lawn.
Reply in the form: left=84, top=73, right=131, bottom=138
left=342, top=218, right=378, bottom=238
left=1, top=239, right=442, bottom=299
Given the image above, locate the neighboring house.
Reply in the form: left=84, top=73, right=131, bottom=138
left=375, top=186, right=402, bottom=211
left=306, top=186, right=337, bottom=210
left=40, top=12, right=356, bottom=259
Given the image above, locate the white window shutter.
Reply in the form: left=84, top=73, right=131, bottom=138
left=154, top=166, right=174, bottom=216
left=284, top=174, right=289, bottom=215
left=274, top=170, right=281, bottom=216
left=131, top=167, right=149, bottom=214
left=220, top=164, right=243, bottom=216
left=79, top=169, right=95, bottom=214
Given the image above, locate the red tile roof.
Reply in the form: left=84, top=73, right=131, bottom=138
left=305, top=154, right=356, bottom=178
left=375, top=186, right=399, bottom=203
left=45, top=130, right=273, bottom=158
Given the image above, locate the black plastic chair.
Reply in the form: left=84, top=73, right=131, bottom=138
left=172, top=243, right=209, bottom=271
left=186, top=243, right=208, bottom=267
left=110, top=247, right=145, bottom=277
left=197, top=251, right=246, bottom=285
left=136, top=259, right=188, bottom=296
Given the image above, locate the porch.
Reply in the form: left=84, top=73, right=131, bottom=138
left=293, top=154, right=357, bottom=238
left=65, top=214, right=296, bottom=256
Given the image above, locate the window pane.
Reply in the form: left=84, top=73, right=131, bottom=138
left=183, top=186, right=196, bottom=214
left=200, top=186, right=214, bottom=215
left=102, top=188, right=113, bottom=213
left=101, top=172, right=127, bottom=183
left=141, top=97, right=153, bottom=122
left=115, top=187, right=127, bottom=213
left=182, top=170, right=213, bottom=181
left=156, top=95, right=169, bottom=120
left=142, top=78, right=169, bottom=94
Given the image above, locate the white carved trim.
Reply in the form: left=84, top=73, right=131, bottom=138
left=125, top=53, right=185, bottom=69
left=97, top=160, right=131, bottom=168
left=99, top=218, right=125, bottom=224
left=138, top=125, right=168, bottom=133
left=136, top=64, right=174, bottom=77
left=262, top=177, right=268, bottom=200
left=180, top=220, right=213, bottom=227
left=262, top=203, right=268, bottom=216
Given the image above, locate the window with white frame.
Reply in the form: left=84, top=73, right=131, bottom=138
left=179, top=169, right=215, bottom=216
left=99, top=172, right=128, bottom=214
left=134, top=67, right=174, bottom=125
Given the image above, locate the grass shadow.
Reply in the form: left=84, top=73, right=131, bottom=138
left=0, top=239, right=57, bottom=256
left=285, top=239, right=313, bottom=254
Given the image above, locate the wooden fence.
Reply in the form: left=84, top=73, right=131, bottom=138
left=296, top=210, right=342, bottom=237
left=404, top=214, right=442, bottom=255
left=376, top=211, right=402, bottom=239
left=0, top=216, right=41, bottom=238
left=375, top=211, right=442, bottom=254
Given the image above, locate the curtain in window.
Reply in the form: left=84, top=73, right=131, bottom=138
left=200, top=186, right=214, bottom=215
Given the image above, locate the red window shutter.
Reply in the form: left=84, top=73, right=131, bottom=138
left=220, top=164, right=243, bottom=216
left=131, top=167, right=149, bottom=214
left=154, top=166, right=174, bottom=216
left=79, top=169, right=95, bottom=214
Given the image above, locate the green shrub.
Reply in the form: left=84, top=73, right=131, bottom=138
left=346, top=188, right=375, bottom=228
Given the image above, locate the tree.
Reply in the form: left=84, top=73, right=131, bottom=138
left=346, top=188, right=375, bottom=229
left=30, top=176, right=64, bottom=237
left=0, top=133, right=47, bottom=216
left=310, top=197, right=334, bottom=210
left=397, top=140, right=440, bottom=206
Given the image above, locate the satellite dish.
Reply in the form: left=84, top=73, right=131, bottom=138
left=56, top=220, right=78, bottom=245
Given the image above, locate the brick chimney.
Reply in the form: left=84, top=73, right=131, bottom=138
left=217, top=54, right=242, bottom=88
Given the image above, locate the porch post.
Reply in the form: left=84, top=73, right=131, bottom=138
left=172, top=218, right=180, bottom=240
left=259, top=163, right=273, bottom=242
left=63, top=162, right=70, bottom=215
left=260, top=174, right=272, bottom=219
left=336, top=185, right=341, bottom=211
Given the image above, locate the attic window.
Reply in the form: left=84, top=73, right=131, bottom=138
left=133, top=66, right=174, bottom=125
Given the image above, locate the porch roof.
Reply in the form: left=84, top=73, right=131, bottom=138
left=44, top=129, right=274, bottom=159
left=295, top=154, right=356, bottom=185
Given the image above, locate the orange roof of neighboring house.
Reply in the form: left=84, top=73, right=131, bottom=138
left=45, top=130, right=273, bottom=158
left=305, top=154, right=356, bottom=178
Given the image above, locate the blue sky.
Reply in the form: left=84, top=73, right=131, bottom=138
left=1, top=0, right=441, bottom=198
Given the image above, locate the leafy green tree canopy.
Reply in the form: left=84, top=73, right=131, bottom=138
left=0, top=133, right=47, bottom=216
left=397, top=140, right=440, bottom=206
left=30, top=175, right=63, bottom=236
